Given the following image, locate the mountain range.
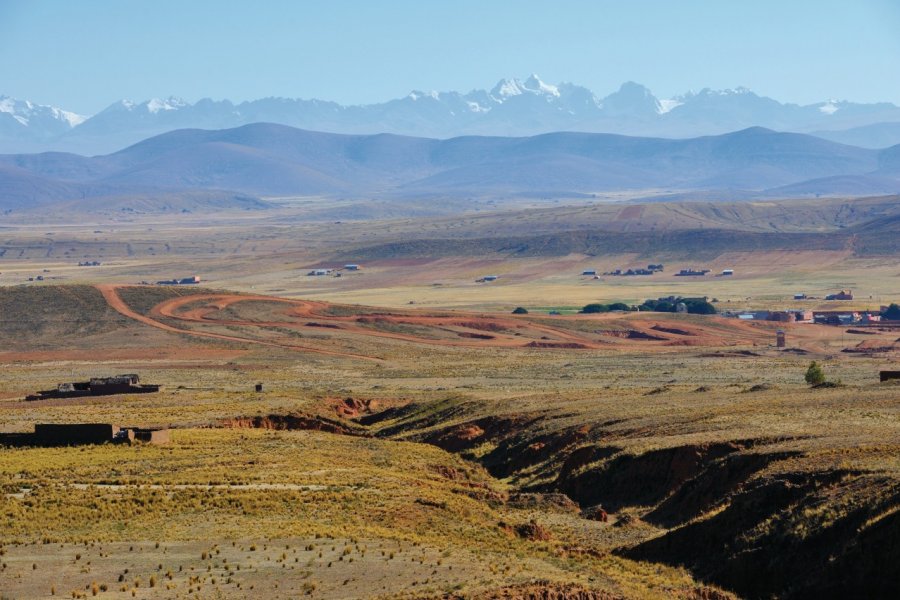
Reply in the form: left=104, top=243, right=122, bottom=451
left=3, top=76, right=900, bottom=155
left=1, top=123, right=898, bottom=214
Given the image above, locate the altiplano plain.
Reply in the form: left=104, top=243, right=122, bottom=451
left=1, top=194, right=898, bottom=599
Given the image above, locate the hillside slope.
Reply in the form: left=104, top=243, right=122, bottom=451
left=1, top=124, right=896, bottom=211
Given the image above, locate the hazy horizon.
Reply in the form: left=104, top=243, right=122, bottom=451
left=2, top=0, right=899, bottom=113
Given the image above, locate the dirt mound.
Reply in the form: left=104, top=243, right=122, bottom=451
left=458, top=331, right=495, bottom=340
left=597, top=329, right=668, bottom=340
left=651, top=324, right=696, bottom=336
left=454, top=321, right=509, bottom=332
left=220, top=413, right=364, bottom=436
left=514, top=520, right=553, bottom=541
left=781, top=347, right=809, bottom=354
left=842, top=340, right=898, bottom=353
left=846, top=328, right=878, bottom=335
left=508, top=492, right=580, bottom=513
left=581, top=505, right=609, bottom=522
left=305, top=321, right=341, bottom=329
left=700, top=350, right=761, bottom=357
left=745, top=383, right=775, bottom=392
left=525, top=341, right=589, bottom=349
left=325, top=396, right=376, bottom=418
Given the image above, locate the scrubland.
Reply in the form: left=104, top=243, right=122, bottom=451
left=1, top=200, right=898, bottom=598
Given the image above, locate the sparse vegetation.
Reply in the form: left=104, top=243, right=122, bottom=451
left=1, top=193, right=898, bottom=600
left=805, top=361, right=826, bottom=386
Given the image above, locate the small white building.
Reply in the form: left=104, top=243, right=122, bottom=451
left=721, top=269, right=734, bottom=276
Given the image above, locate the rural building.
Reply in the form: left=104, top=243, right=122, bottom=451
left=794, top=293, right=807, bottom=300
left=344, top=264, right=360, bottom=270
left=721, top=269, right=734, bottom=276
left=766, top=310, right=812, bottom=323
left=157, top=276, right=201, bottom=285
left=767, top=311, right=794, bottom=322
left=582, top=269, right=597, bottom=276
left=647, top=264, right=664, bottom=272
left=123, top=428, right=171, bottom=444
left=26, top=374, right=160, bottom=401
left=308, top=269, right=331, bottom=276
left=477, top=275, right=499, bottom=282
left=813, top=311, right=859, bottom=325
left=826, top=289, right=853, bottom=301
left=29, top=424, right=171, bottom=447
left=606, top=267, right=655, bottom=276
left=675, top=268, right=710, bottom=276
left=35, top=423, right=119, bottom=446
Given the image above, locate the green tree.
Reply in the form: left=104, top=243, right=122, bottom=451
left=805, top=361, right=826, bottom=386
left=511, top=306, right=528, bottom=314
left=581, top=303, right=609, bottom=313
left=882, top=303, right=900, bottom=320
left=684, top=299, right=717, bottom=315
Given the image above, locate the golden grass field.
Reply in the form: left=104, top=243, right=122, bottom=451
left=1, top=199, right=898, bottom=599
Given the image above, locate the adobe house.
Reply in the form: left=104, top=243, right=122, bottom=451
left=26, top=374, right=160, bottom=401
left=22, top=424, right=171, bottom=447
left=34, top=423, right=120, bottom=446
left=122, top=428, right=171, bottom=444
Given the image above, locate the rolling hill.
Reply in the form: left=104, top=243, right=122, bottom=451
left=1, top=123, right=898, bottom=213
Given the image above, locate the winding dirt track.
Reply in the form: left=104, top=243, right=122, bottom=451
left=96, top=285, right=384, bottom=361
left=151, top=293, right=600, bottom=348
left=97, top=284, right=781, bottom=360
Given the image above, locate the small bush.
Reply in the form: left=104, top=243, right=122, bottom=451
left=805, top=361, right=826, bottom=386
left=511, top=307, right=528, bottom=314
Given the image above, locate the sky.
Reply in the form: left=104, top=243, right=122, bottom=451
left=2, top=0, right=899, bottom=114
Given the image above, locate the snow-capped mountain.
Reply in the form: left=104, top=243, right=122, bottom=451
left=3, top=76, right=900, bottom=155
left=0, top=95, right=86, bottom=139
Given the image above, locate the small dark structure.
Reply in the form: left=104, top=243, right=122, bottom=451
left=826, top=289, right=853, bottom=301
left=675, top=268, right=711, bottom=277
left=124, top=428, right=171, bottom=444
left=255, top=383, right=264, bottom=392
left=26, top=374, right=160, bottom=401
left=157, top=275, right=201, bottom=285
left=1, top=424, right=171, bottom=447
left=880, top=371, right=900, bottom=382
left=35, top=423, right=119, bottom=446
left=776, top=330, right=786, bottom=348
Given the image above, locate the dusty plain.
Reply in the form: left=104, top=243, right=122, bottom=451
left=1, top=196, right=899, bottom=599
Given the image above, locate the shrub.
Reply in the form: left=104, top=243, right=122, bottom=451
left=805, top=361, right=826, bottom=386
left=882, top=303, right=900, bottom=320
left=511, top=307, right=528, bottom=314
left=580, top=303, right=609, bottom=313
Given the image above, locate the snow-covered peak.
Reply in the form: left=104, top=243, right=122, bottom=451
left=657, top=98, right=683, bottom=114
left=145, top=97, right=188, bottom=113
left=819, top=100, right=839, bottom=115
left=523, top=74, right=560, bottom=97
left=0, top=95, right=86, bottom=128
left=407, top=90, right=440, bottom=101
left=490, top=75, right=562, bottom=103
left=490, top=78, right=527, bottom=101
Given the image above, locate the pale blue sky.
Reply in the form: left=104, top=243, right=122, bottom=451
left=2, top=0, right=899, bottom=114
